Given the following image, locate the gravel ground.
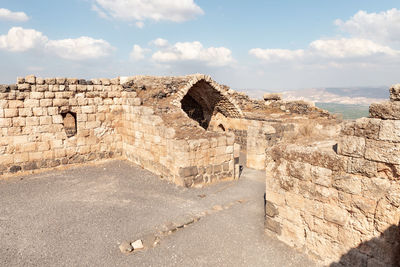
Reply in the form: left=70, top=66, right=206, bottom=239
left=0, top=159, right=317, bottom=267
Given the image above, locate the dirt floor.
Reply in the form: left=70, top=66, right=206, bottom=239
left=0, top=160, right=318, bottom=267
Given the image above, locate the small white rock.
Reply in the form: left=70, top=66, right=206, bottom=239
left=131, top=239, right=144, bottom=250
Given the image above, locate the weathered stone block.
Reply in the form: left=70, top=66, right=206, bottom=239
left=287, top=161, right=311, bottom=181
left=25, top=75, right=36, bottom=84
left=18, top=83, right=30, bottom=91
left=4, top=109, right=18, bottom=118
left=347, top=157, right=377, bottom=178
left=389, top=83, right=400, bottom=101
left=0, top=118, right=11, bottom=127
left=53, top=99, right=68, bottom=107
left=26, top=117, right=39, bottom=126
left=311, top=165, right=332, bottom=187
left=365, top=139, right=400, bottom=164
left=8, top=100, right=23, bottom=108
left=333, top=174, right=362, bottom=195
left=12, top=117, right=25, bottom=127
left=30, top=92, right=44, bottom=99
left=264, top=217, right=281, bottom=235
left=24, top=99, right=39, bottom=108
left=52, top=115, right=63, bottom=124
left=337, top=136, right=365, bottom=158
left=370, top=101, right=400, bottom=120
left=353, top=117, right=380, bottom=139
left=56, top=77, right=66, bottom=85
left=323, top=204, right=348, bottom=226
left=379, top=120, right=400, bottom=142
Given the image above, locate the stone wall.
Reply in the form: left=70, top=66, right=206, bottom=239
left=0, top=75, right=124, bottom=174
left=264, top=86, right=400, bottom=266
left=120, top=103, right=240, bottom=187
left=0, top=75, right=240, bottom=187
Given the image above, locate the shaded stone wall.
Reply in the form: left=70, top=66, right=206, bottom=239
left=264, top=86, right=400, bottom=266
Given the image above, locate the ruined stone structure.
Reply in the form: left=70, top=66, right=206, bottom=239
left=2, top=73, right=397, bottom=266
left=0, top=74, right=244, bottom=186
left=264, top=85, right=400, bottom=266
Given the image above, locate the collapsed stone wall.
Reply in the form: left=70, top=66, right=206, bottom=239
left=264, top=86, right=400, bottom=266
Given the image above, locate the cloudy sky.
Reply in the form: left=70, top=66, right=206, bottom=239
left=0, top=0, right=399, bottom=93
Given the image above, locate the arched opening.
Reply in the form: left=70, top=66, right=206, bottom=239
left=180, top=80, right=240, bottom=131
left=62, top=112, right=77, bottom=137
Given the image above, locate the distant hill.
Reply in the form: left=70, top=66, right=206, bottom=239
left=243, top=86, right=389, bottom=120
left=281, top=86, right=388, bottom=105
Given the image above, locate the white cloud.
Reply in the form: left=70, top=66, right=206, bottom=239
left=0, top=27, right=47, bottom=52
left=0, top=8, right=29, bottom=22
left=46, top=37, right=114, bottom=60
left=250, top=38, right=399, bottom=63
left=309, top=38, right=398, bottom=58
left=0, top=27, right=114, bottom=60
left=91, top=4, right=110, bottom=20
left=249, top=48, right=305, bottom=62
left=152, top=41, right=234, bottom=66
left=92, top=0, right=203, bottom=23
left=130, top=44, right=150, bottom=60
left=335, top=8, right=400, bottom=46
left=151, top=38, right=169, bottom=47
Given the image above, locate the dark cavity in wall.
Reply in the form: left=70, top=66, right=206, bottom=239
left=180, top=80, right=228, bottom=130
left=181, top=94, right=208, bottom=129
left=62, top=112, right=77, bottom=137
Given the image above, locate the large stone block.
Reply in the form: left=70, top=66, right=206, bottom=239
left=353, top=117, right=380, bottom=139
left=287, top=161, right=311, bottom=181
left=369, top=101, right=400, bottom=119
left=365, top=139, right=400, bottom=164
left=337, top=136, right=365, bottom=158
left=333, top=174, right=362, bottom=195
left=323, top=204, right=348, bottom=226
left=311, top=165, right=332, bottom=187
left=379, top=120, right=400, bottom=142
left=347, top=157, right=377, bottom=178
left=389, top=83, right=400, bottom=101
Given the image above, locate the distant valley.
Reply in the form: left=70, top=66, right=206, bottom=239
left=245, top=86, right=390, bottom=120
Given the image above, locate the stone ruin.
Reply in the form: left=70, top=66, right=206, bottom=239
left=264, top=85, right=400, bottom=266
left=0, top=74, right=398, bottom=266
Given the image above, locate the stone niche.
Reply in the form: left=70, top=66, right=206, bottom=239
left=62, top=112, right=77, bottom=137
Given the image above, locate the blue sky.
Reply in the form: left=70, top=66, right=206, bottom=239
left=1, top=1, right=400, bottom=93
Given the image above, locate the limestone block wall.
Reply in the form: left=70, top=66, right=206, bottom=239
left=264, top=87, right=400, bottom=266
left=0, top=75, right=124, bottom=175
left=120, top=104, right=240, bottom=187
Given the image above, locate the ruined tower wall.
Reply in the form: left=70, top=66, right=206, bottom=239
left=264, top=88, right=400, bottom=266
left=0, top=76, right=124, bottom=174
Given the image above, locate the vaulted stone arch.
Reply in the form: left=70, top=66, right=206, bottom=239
left=173, top=75, right=243, bottom=130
